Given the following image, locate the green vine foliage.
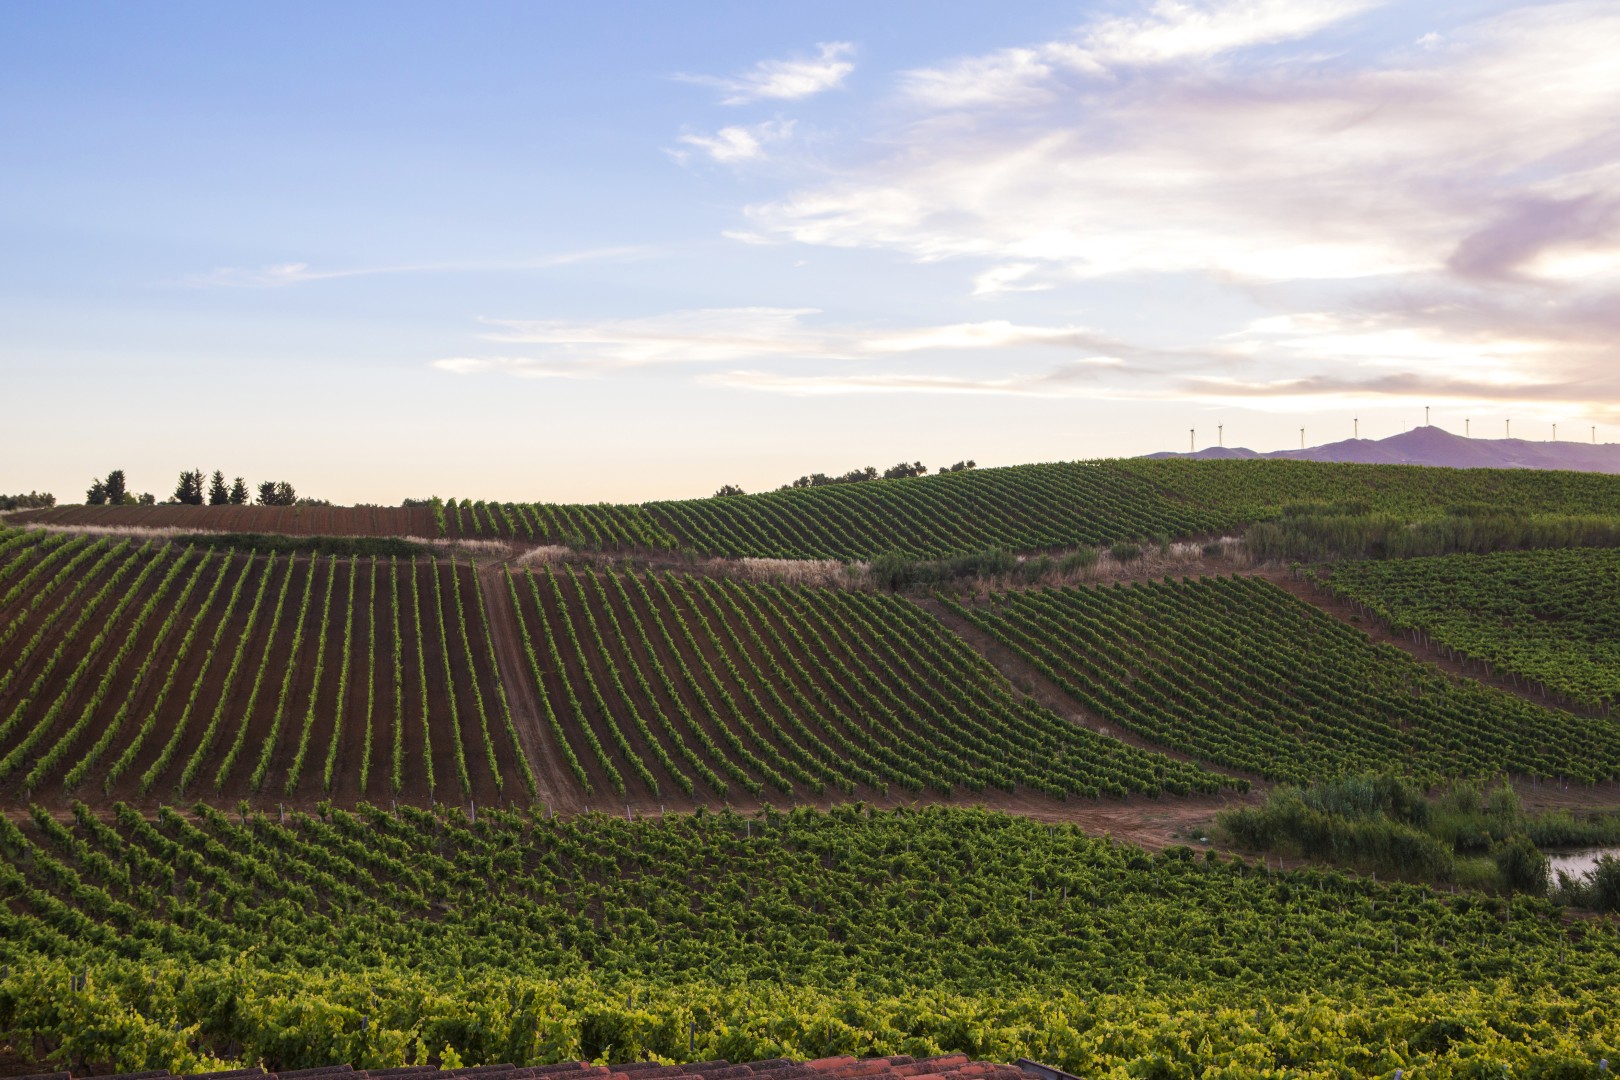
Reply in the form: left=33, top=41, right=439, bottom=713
left=3, top=805, right=1620, bottom=1075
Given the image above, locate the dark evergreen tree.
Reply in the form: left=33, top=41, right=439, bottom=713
left=229, top=477, right=249, bottom=505
left=173, top=469, right=206, bottom=505
left=256, top=480, right=298, bottom=506
left=208, top=471, right=230, bottom=505
left=87, top=468, right=128, bottom=505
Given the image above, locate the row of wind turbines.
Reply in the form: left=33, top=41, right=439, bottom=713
left=1188, top=410, right=1601, bottom=453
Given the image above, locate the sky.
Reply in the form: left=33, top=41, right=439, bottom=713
left=3, top=0, right=1618, bottom=504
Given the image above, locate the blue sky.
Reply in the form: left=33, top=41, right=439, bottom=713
left=3, top=1, right=1616, bottom=504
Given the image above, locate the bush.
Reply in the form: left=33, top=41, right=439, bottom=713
left=1110, top=542, right=1142, bottom=563
left=1591, top=855, right=1620, bottom=912
left=173, top=534, right=432, bottom=558
left=1014, top=555, right=1052, bottom=583
left=1492, top=834, right=1549, bottom=895
left=1060, top=548, right=1099, bottom=574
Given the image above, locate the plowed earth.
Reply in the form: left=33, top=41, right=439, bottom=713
left=6, top=504, right=436, bottom=537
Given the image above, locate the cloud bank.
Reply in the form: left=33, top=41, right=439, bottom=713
left=723, top=0, right=1620, bottom=415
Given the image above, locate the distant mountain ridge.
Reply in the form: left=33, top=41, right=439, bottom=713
left=1144, top=426, right=1620, bottom=474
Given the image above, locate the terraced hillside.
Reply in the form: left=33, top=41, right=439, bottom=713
left=0, top=531, right=531, bottom=802
left=19, top=458, right=1620, bottom=561
left=3, top=804, right=1616, bottom=1074
left=939, top=574, right=1620, bottom=784
left=1318, top=548, right=1620, bottom=713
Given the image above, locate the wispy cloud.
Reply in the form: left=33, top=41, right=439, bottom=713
left=972, top=264, right=1052, bottom=295
left=189, top=248, right=644, bottom=288
left=899, top=0, right=1381, bottom=109
left=433, top=308, right=1137, bottom=378
left=678, top=42, right=854, bottom=105
left=671, top=120, right=796, bottom=165
left=703, top=360, right=1130, bottom=398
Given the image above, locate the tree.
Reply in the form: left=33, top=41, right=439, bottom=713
left=0, top=492, right=54, bottom=510
left=257, top=481, right=297, bottom=506
left=713, top=484, right=746, bottom=498
left=86, top=469, right=128, bottom=505
left=208, top=471, right=230, bottom=505
left=229, top=477, right=249, bottom=505
left=137, top=492, right=156, bottom=506
left=940, top=460, right=976, bottom=473
left=173, top=469, right=206, bottom=505
left=882, top=461, right=927, bottom=480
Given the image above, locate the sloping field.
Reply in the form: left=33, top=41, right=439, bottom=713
left=16, top=459, right=1620, bottom=560
left=0, top=530, right=1225, bottom=808
left=1318, top=548, right=1620, bottom=712
left=0, top=530, right=532, bottom=802
left=505, top=564, right=1225, bottom=803
left=940, top=574, right=1620, bottom=784
left=445, top=458, right=1620, bottom=557
left=1119, top=457, right=1620, bottom=521
left=3, top=804, right=1616, bottom=1073
left=7, top=503, right=436, bottom=536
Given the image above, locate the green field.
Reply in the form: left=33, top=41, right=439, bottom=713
left=4, top=804, right=1618, bottom=1076
left=939, top=574, right=1620, bottom=783
left=1319, top=548, right=1620, bottom=712
left=441, top=458, right=1620, bottom=559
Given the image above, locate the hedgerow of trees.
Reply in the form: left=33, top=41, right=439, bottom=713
left=0, top=492, right=55, bottom=510
left=780, top=460, right=974, bottom=491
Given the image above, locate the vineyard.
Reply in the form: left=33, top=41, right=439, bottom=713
left=0, top=529, right=1229, bottom=807
left=503, top=564, right=1225, bottom=803
left=0, top=530, right=533, bottom=802
left=10, top=459, right=1620, bottom=1075
left=3, top=804, right=1619, bottom=1075
left=440, top=459, right=1620, bottom=558
left=17, top=458, right=1620, bottom=563
left=939, top=574, right=1620, bottom=784
left=1317, top=548, right=1620, bottom=713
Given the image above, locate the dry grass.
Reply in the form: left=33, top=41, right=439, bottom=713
left=4, top=522, right=193, bottom=541
left=932, top=537, right=1255, bottom=597
left=709, top=557, right=857, bottom=588
left=427, top=537, right=522, bottom=558
left=510, top=544, right=573, bottom=566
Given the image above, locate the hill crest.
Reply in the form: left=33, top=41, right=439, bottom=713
left=1145, top=426, right=1620, bottom=473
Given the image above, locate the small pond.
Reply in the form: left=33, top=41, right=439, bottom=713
left=1546, top=848, right=1620, bottom=883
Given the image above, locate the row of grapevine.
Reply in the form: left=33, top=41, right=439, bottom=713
left=1, top=546, right=187, bottom=786
left=943, top=574, right=1620, bottom=784
left=506, top=566, right=1228, bottom=801
left=438, top=458, right=1620, bottom=561
left=0, top=545, right=532, bottom=799
left=441, top=498, right=679, bottom=550
left=1315, top=548, right=1620, bottom=712
left=2, top=802, right=1618, bottom=1074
